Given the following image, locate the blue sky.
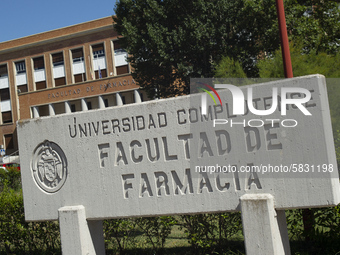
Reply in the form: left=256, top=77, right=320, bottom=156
left=1, top=0, right=116, bottom=42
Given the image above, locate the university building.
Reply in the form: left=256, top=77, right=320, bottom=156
left=0, top=17, right=147, bottom=156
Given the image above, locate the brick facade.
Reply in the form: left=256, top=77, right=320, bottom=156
left=0, top=17, right=144, bottom=154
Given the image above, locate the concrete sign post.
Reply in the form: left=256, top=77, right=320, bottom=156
left=17, top=75, right=340, bottom=254
left=58, top=206, right=105, bottom=254
left=241, top=194, right=291, bottom=255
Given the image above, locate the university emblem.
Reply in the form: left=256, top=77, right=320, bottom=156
left=31, top=140, right=67, bottom=193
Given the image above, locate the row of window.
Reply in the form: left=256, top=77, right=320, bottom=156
left=0, top=41, right=129, bottom=126
left=0, top=41, right=129, bottom=95
left=32, top=89, right=144, bottom=118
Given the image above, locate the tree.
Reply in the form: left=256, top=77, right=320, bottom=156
left=258, top=42, right=340, bottom=78
left=114, top=0, right=278, bottom=98
left=214, top=56, right=247, bottom=78
left=218, top=0, right=340, bottom=76
left=257, top=41, right=340, bottom=156
left=284, top=0, right=340, bottom=55
left=114, top=0, right=340, bottom=98
left=258, top=42, right=340, bottom=129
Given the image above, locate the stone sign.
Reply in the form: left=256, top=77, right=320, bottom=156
left=18, top=75, right=339, bottom=222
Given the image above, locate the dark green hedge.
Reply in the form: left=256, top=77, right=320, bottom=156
left=1, top=167, right=340, bottom=255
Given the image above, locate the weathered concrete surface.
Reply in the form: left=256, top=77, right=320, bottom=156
left=58, top=206, right=105, bottom=255
left=17, top=75, right=340, bottom=221
left=241, top=194, right=291, bottom=255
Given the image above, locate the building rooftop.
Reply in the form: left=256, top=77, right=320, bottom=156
left=0, top=16, right=115, bottom=54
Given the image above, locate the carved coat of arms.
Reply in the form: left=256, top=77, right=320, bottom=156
left=31, top=140, right=67, bottom=193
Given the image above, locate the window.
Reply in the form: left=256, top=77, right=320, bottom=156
left=121, top=91, right=134, bottom=105
left=72, top=48, right=86, bottom=83
left=4, top=134, right=14, bottom=150
left=87, top=102, right=92, bottom=110
left=52, top=53, right=66, bottom=86
left=95, top=69, right=107, bottom=79
left=116, top=65, right=129, bottom=75
left=72, top=48, right=84, bottom=62
left=113, top=41, right=122, bottom=51
left=2, top=111, right=12, bottom=124
left=74, top=74, right=86, bottom=83
left=15, top=60, right=27, bottom=91
left=92, top=43, right=105, bottom=58
left=71, top=104, right=76, bottom=112
left=17, top=84, right=28, bottom=93
left=52, top=52, right=64, bottom=66
left=113, top=41, right=129, bottom=75
left=113, top=41, right=128, bottom=55
left=0, top=64, right=8, bottom=77
left=38, top=105, right=49, bottom=117
left=0, top=88, right=10, bottom=101
left=15, top=61, right=26, bottom=74
left=36, top=81, right=46, bottom=90
left=53, top=102, right=66, bottom=115
left=55, top=77, right=66, bottom=87
left=92, top=43, right=107, bottom=79
left=33, top=56, right=44, bottom=70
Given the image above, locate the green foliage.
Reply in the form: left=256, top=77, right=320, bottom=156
left=179, top=214, right=216, bottom=252
left=214, top=56, right=247, bottom=79
left=286, top=207, right=340, bottom=253
left=257, top=42, right=340, bottom=136
left=114, top=0, right=282, bottom=96
left=217, top=213, right=243, bottom=242
left=114, top=0, right=248, bottom=98
left=2, top=165, right=340, bottom=254
left=0, top=170, right=61, bottom=254
left=104, top=218, right=138, bottom=254
left=0, top=166, right=21, bottom=191
left=0, top=185, right=26, bottom=253
left=238, top=0, right=340, bottom=73
left=178, top=213, right=243, bottom=254
left=258, top=42, right=340, bottom=78
left=326, top=80, right=340, bottom=133
left=286, top=209, right=304, bottom=240
left=114, top=0, right=340, bottom=94
left=135, top=216, right=176, bottom=254
left=258, top=39, right=340, bottom=255
left=284, top=0, right=340, bottom=55
left=335, top=130, right=340, bottom=168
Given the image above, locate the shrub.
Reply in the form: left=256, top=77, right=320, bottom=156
left=179, top=213, right=243, bottom=254
left=104, top=218, right=138, bottom=254
left=0, top=166, right=21, bottom=192
left=135, top=216, right=176, bottom=254
left=0, top=169, right=61, bottom=254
